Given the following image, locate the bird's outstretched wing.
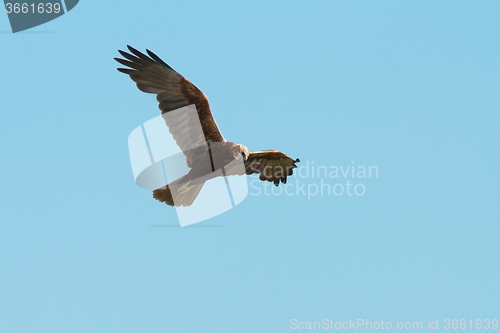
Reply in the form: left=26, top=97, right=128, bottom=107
left=245, top=150, right=300, bottom=186
left=115, top=46, right=225, bottom=166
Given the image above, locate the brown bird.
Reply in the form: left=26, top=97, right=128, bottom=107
left=115, top=46, right=299, bottom=206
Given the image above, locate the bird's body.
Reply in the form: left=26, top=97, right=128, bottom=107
left=116, top=46, right=299, bottom=206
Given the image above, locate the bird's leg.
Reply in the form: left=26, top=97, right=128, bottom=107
left=177, top=180, right=195, bottom=194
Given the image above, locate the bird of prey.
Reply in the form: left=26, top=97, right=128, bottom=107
left=115, top=46, right=299, bottom=206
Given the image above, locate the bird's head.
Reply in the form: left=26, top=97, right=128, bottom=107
left=233, top=143, right=249, bottom=163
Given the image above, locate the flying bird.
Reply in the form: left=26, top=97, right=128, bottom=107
left=115, top=46, right=299, bottom=206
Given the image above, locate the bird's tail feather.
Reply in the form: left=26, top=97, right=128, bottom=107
left=153, top=176, right=205, bottom=207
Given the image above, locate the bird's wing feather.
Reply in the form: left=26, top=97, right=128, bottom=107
left=115, top=46, right=225, bottom=165
left=245, top=150, right=299, bottom=186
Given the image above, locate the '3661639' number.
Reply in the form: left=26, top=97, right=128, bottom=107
left=5, top=3, right=61, bottom=14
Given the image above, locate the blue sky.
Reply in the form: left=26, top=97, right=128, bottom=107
left=1, top=1, right=499, bottom=332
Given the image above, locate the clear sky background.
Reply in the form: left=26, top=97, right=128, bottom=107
left=1, top=1, right=499, bottom=332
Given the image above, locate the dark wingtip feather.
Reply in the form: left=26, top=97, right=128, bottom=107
left=126, top=45, right=141, bottom=55
left=117, top=68, right=134, bottom=74
left=125, top=45, right=152, bottom=61
left=146, top=49, right=172, bottom=68
left=114, top=57, right=142, bottom=69
left=118, top=50, right=145, bottom=63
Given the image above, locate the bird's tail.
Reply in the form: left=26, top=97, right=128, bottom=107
left=153, top=176, right=205, bottom=207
